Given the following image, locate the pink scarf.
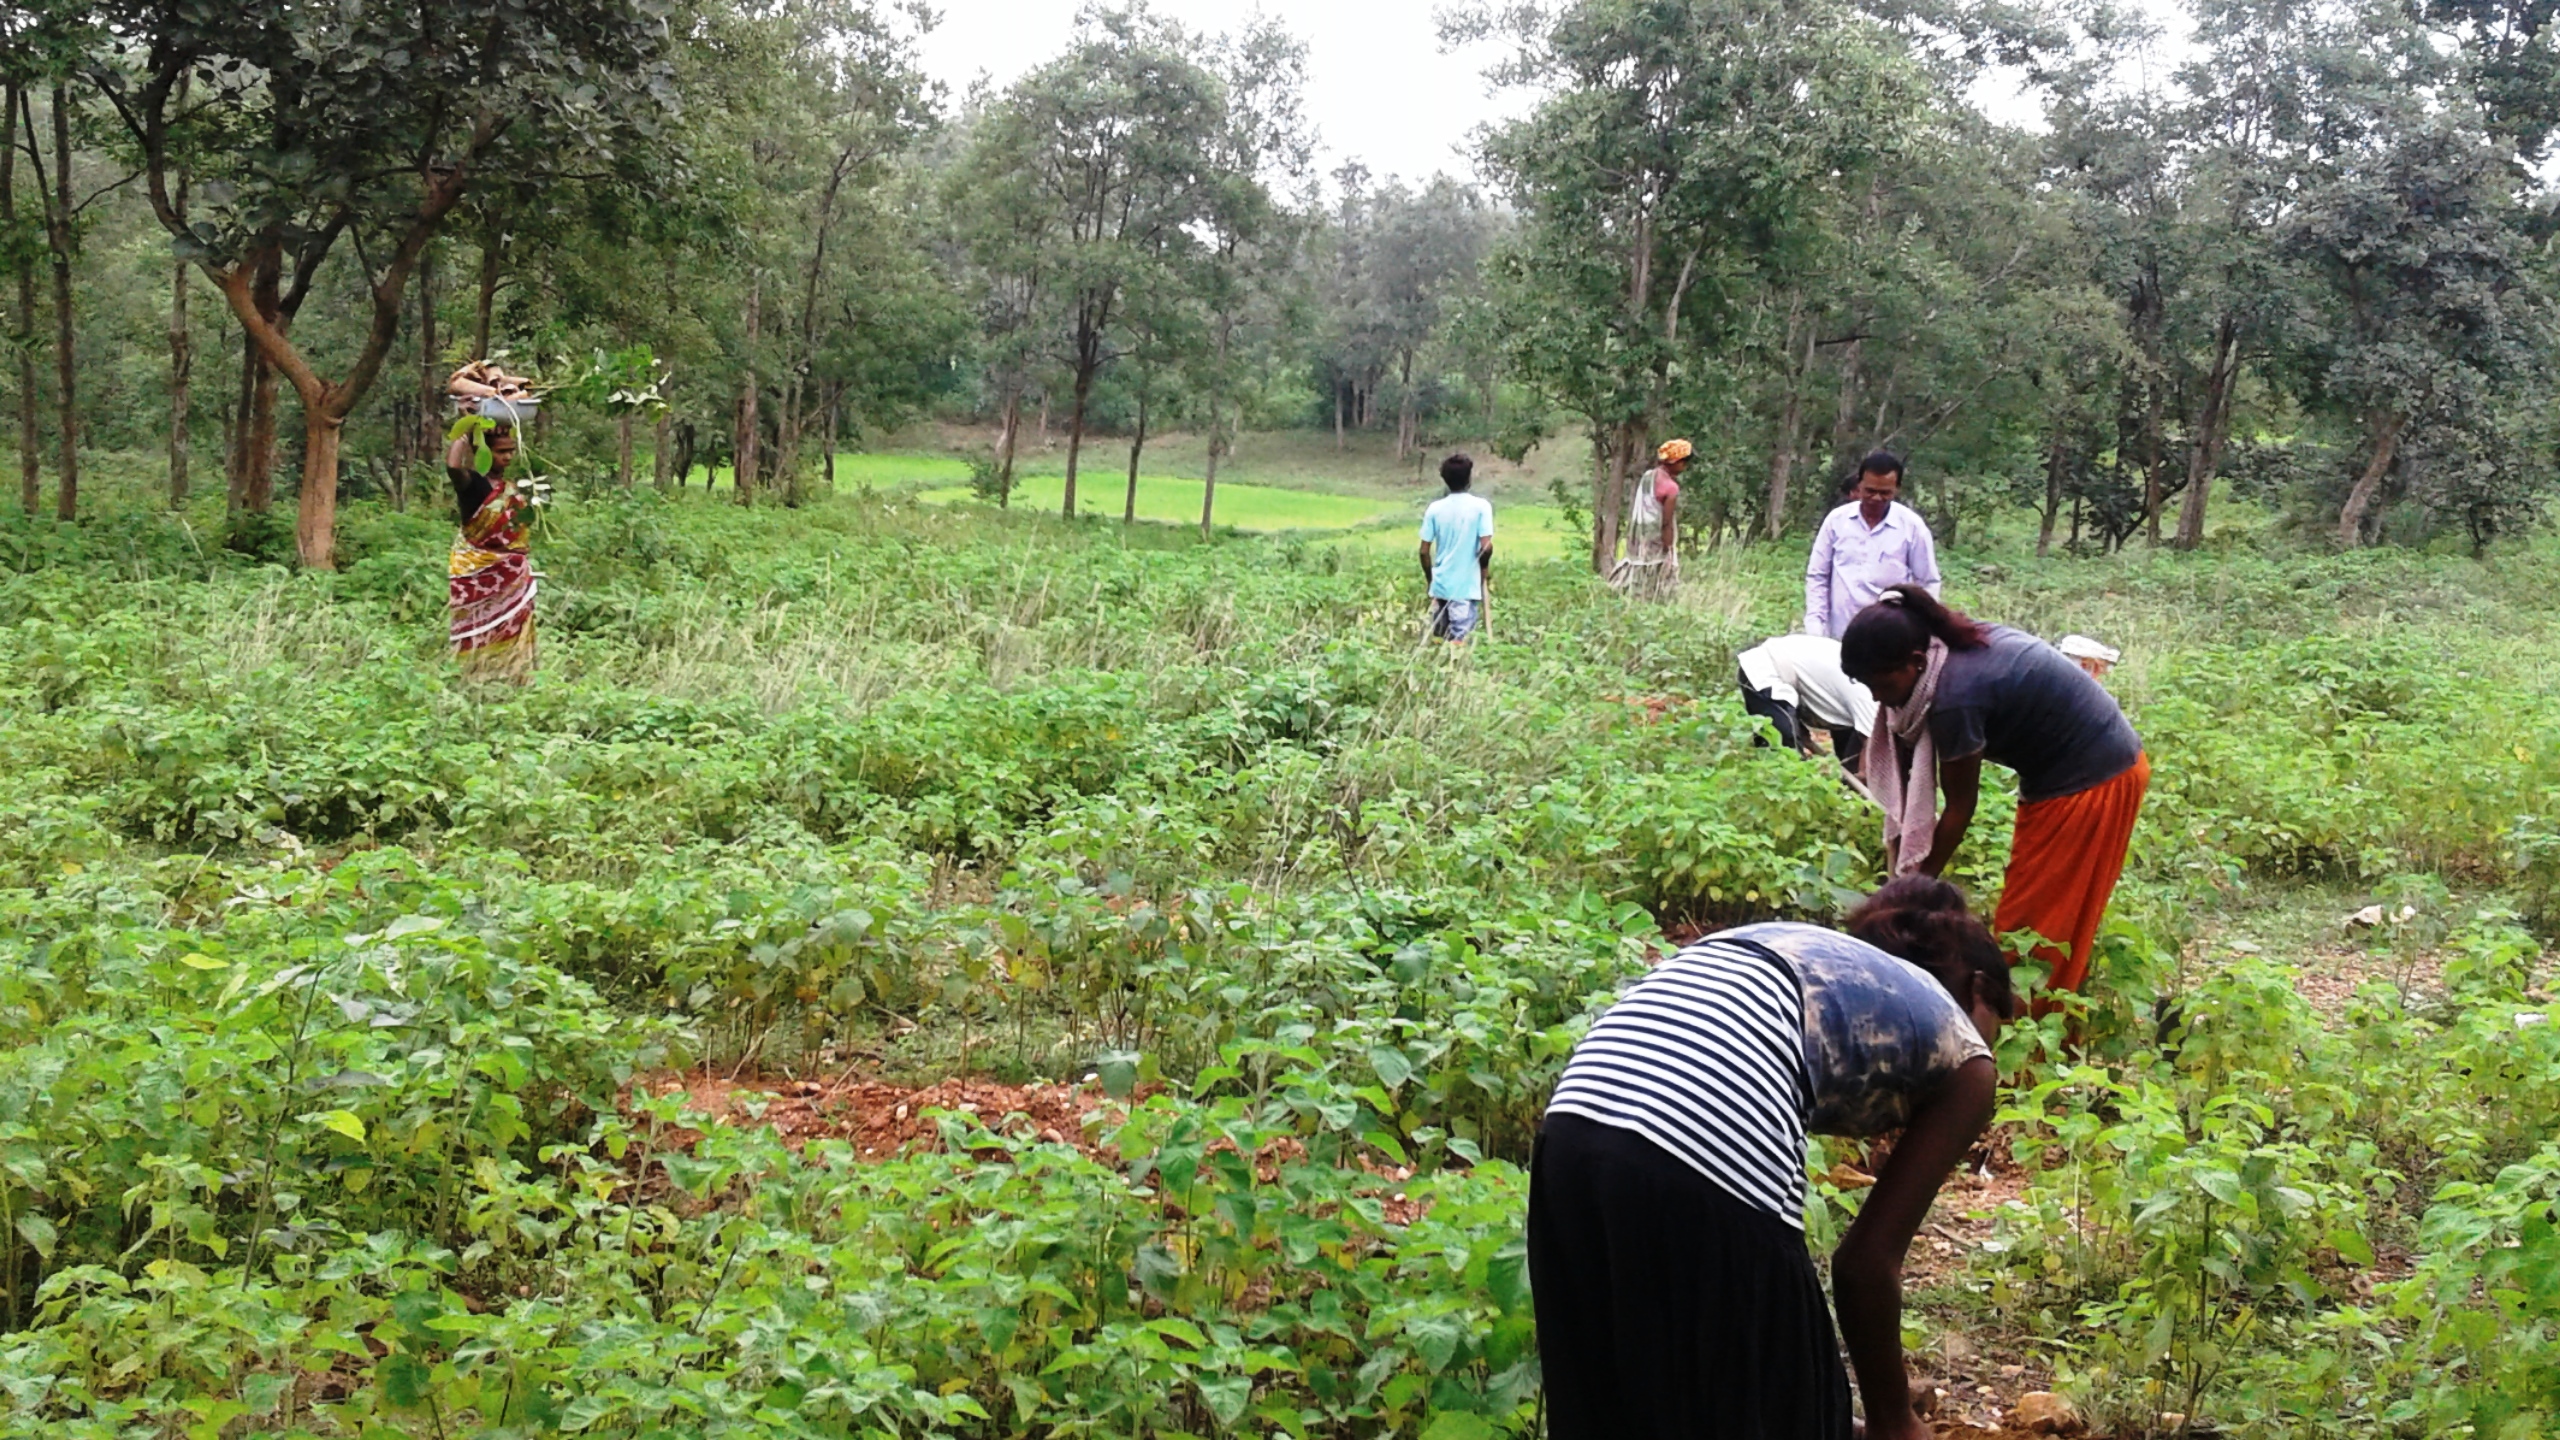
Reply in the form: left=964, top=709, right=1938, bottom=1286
left=1861, top=637, right=1946, bottom=875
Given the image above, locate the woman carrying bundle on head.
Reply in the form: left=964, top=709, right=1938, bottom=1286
left=1530, top=877, right=2018, bottom=1440
left=445, top=371, right=541, bottom=685
left=1610, top=438, right=1688, bottom=597
left=1838, top=585, right=2147, bottom=996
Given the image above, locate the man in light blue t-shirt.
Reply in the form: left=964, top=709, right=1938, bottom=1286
left=1418, top=453, right=1495, bottom=643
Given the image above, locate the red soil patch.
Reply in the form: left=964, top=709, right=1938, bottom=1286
left=1598, top=693, right=1684, bottom=722
left=634, top=1071, right=1124, bottom=1159
left=628, top=1070, right=1436, bottom=1224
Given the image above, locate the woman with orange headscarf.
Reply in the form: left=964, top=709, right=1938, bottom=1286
left=1611, top=438, right=1689, bottom=597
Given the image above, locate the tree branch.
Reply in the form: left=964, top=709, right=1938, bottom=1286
left=71, top=168, right=144, bottom=217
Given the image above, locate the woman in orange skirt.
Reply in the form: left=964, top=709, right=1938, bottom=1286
left=1839, top=585, right=2147, bottom=995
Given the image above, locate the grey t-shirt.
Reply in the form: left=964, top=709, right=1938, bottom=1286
left=1928, top=625, right=2141, bottom=803
left=1723, top=922, right=1992, bottom=1139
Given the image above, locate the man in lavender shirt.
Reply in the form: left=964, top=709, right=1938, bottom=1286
left=1804, top=451, right=1942, bottom=638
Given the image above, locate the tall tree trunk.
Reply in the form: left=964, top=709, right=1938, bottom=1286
left=1063, top=362, right=1094, bottom=519
left=237, top=247, right=285, bottom=515
left=2337, top=412, right=2406, bottom=548
left=2140, top=374, right=2167, bottom=546
left=761, top=394, right=779, bottom=487
left=243, top=349, right=279, bottom=513
left=735, top=273, right=761, bottom=505
left=472, top=222, right=502, bottom=360
left=996, top=384, right=1020, bottom=508
left=295, top=407, right=342, bottom=565
left=11, top=283, right=32, bottom=517
left=1764, top=300, right=1812, bottom=543
left=1592, top=420, right=1638, bottom=576
left=781, top=155, right=853, bottom=512
left=1830, top=335, right=1865, bottom=478
left=384, top=398, right=412, bottom=510
left=2123, top=260, right=2167, bottom=545
left=1201, top=311, right=1233, bottom=536
left=3, top=82, right=36, bottom=518
left=418, top=246, right=442, bottom=485
left=169, top=257, right=192, bottom=508
left=219, top=375, right=237, bottom=497
left=2037, top=428, right=2066, bottom=558
left=226, top=329, right=255, bottom=511
left=1395, top=351, right=1416, bottom=461
left=1333, top=382, right=1345, bottom=451
left=1122, top=386, right=1148, bottom=524
left=2175, top=316, right=2239, bottom=550
left=1763, top=425, right=1797, bottom=545
left=777, top=378, right=802, bottom=508
left=617, top=411, right=635, bottom=489
left=653, top=408, right=673, bottom=490
left=47, top=85, right=77, bottom=522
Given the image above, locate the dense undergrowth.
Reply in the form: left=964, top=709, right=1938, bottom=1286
left=3, top=480, right=2559, bottom=1437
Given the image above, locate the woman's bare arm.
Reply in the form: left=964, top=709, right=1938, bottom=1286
left=1832, top=1056, right=1996, bottom=1440
left=1920, top=754, right=1981, bottom=877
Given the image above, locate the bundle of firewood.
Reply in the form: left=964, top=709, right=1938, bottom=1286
left=446, top=360, right=539, bottom=402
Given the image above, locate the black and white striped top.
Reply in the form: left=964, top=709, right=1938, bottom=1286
left=1546, top=923, right=1991, bottom=1230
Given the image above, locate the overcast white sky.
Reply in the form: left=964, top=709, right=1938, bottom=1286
left=915, top=1, right=1534, bottom=190
left=912, top=1, right=2200, bottom=193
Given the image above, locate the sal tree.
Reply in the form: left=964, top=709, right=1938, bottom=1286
left=83, top=0, right=677, bottom=568
left=1465, top=0, right=1925, bottom=571
left=2276, top=7, right=2547, bottom=548
left=1195, top=16, right=1311, bottom=535
left=958, top=5, right=1225, bottom=520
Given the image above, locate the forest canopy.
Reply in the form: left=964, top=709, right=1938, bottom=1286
left=3, top=0, right=2557, bottom=563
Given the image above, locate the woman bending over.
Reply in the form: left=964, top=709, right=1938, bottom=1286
left=1529, top=877, right=2017, bottom=1439
left=1841, top=585, right=2147, bottom=995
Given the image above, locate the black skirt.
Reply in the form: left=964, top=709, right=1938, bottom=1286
left=1528, top=1113, right=1853, bottom=1440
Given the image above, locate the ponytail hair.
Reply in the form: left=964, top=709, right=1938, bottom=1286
left=1843, top=875, right=2019, bottom=1020
left=1839, top=583, right=1990, bottom=677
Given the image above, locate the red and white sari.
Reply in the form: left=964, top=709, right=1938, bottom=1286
left=449, top=480, right=536, bottom=684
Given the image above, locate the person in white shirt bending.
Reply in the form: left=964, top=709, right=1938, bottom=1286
left=1737, top=633, right=1878, bottom=777
left=1804, top=451, right=1942, bottom=638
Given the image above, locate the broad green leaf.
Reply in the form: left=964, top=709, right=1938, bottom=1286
left=2194, top=1166, right=2244, bottom=1205
left=1195, top=1373, right=1251, bottom=1425
left=1368, top=1045, right=1414, bottom=1090
left=1096, top=1050, right=1144, bottom=1100
left=1420, top=1412, right=1500, bottom=1440
left=14, top=1213, right=57, bottom=1261
left=1485, top=1236, right=1533, bottom=1313
left=377, top=1353, right=431, bottom=1409
left=309, top=1110, right=367, bottom=1143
